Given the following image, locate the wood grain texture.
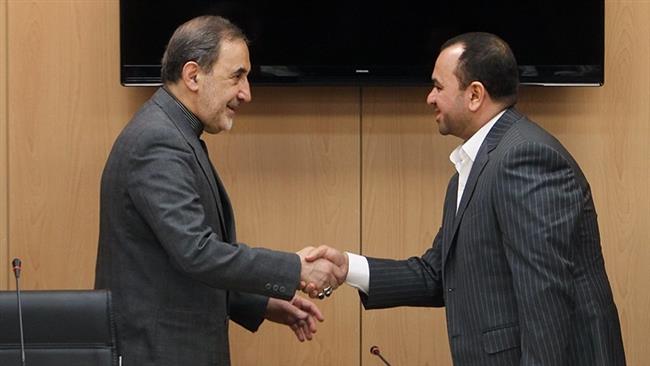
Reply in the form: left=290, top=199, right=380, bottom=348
left=7, top=0, right=152, bottom=289
left=0, top=0, right=7, bottom=290
left=361, top=87, right=457, bottom=366
left=2, top=0, right=649, bottom=364
left=215, top=87, right=361, bottom=366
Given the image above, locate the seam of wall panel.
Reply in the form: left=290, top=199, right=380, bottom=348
left=358, top=86, right=363, bottom=366
left=0, top=0, right=8, bottom=291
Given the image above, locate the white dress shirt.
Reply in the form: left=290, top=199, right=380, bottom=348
left=449, top=110, right=504, bottom=211
left=345, top=110, right=506, bottom=294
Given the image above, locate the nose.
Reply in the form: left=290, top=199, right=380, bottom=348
left=426, top=88, right=437, bottom=105
left=238, top=78, right=252, bottom=103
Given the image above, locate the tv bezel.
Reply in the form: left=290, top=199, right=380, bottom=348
left=119, top=1, right=605, bottom=87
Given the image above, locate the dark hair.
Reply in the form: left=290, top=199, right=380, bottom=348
left=441, top=32, right=519, bottom=106
left=161, top=15, right=248, bottom=84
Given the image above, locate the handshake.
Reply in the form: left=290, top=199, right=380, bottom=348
left=297, top=246, right=349, bottom=300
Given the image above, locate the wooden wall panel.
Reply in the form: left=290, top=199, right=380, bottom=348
left=218, top=87, right=361, bottom=365
left=361, top=87, right=457, bottom=366
left=7, top=0, right=151, bottom=289
left=3, top=0, right=649, bottom=364
left=0, top=0, right=7, bottom=290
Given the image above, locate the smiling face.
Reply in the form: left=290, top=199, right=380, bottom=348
left=426, top=44, right=474, bottom=140
left=194, top=38, right=252, bottom=134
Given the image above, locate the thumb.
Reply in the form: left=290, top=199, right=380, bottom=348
left=332, top=262, right=348, bottom=283
left=305, top=245, right=329, bottom=262
left=287, top=298, right=309, bottom=320
left=292, top=307, right=309, bottom=321
left=293, top=296, right=325, bottom=322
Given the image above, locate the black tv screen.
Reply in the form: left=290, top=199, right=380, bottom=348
left=120, top=1, right=604, bottom=86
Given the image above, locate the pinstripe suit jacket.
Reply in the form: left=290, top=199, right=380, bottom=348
left=95, top=88, right=301, bottom=366
left=362, top=108, right=626, bottom=365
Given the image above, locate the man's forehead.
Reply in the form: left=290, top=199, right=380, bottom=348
left=438, top=45, right=463, bottom=67
left=433, top=45, right=463, bottom=79
left=213, top=39, right=250, bottom=69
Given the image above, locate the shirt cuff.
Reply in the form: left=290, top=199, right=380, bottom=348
left=345, top=252, right=370, bottom=295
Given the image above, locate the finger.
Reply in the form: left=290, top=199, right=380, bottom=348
left=300, top=283, right=315, bottom=296
left=304, top=327, right=314, bottom=341
left=305, top=283, right=318, bottom=294
left=293, top=325, right=306, bottom=342
left=307, top=302, right=325, bottom=322
left=297, top=246, right=315, bottom=256
left=299, top=320, right=314, bottom=341
left=286, top=303, right=309, bottom=321
left=324, top=266, right=343, bottom=289
left=290, top=322, right=304, bottom=341
left=294, top=296, right=324, bottom=322
left=321, top=278, right=338, bottom=292
left=290, top=322, right=299, bottom=332
left=307, top=285, right=323, bottom=298
left=305, top=245, right=329, bottom=262
left=305, top=313, right=318, bottom=334
left=330, top=263, right=347, bottom=285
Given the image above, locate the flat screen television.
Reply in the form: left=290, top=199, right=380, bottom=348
left=120, top=1, right=604, bottom=86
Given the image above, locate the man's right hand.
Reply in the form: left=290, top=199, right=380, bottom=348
left=298, top=245, right=349, bottom=299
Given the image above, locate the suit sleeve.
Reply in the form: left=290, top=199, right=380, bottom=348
left=361, top=229, right=445, bottom=309
left=127, top=127, right=300, bottom=301
left=228, top=291, right=269, bottom=332
left=494, top=141, right=584, bottom=364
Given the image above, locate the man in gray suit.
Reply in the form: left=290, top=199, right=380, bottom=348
left=95, top=15, right=343, bottom=366
left=304, top=33, right=626, bottom=365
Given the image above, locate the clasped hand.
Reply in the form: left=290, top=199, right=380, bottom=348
left=266, top=245, right=348, bottom=342
left=297, top=246, right=349, bottom=299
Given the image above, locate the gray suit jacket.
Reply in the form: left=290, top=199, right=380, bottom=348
left=362, top=109, right=626, bottom=365
left=95, top=88, right=301, bottom=366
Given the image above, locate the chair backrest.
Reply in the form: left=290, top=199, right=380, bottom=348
left=0, top=289, right=118, bottom=366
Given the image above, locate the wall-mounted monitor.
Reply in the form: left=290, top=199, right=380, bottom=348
left=120, top=1, right=604, bottom=86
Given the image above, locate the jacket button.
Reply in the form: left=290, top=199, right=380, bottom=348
left=279, top=286, right=286, bottom=293
left=447, top=287, right=455, bottom=292
left=273, top=284, right=279, bottom=292
left=265, top=283, right=272, bottom=290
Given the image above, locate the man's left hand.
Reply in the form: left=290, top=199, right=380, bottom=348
left=265, top=295, right=324, bottom=341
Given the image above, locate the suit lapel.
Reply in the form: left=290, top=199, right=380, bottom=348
left=441, top=175, right=459, bottom=268
left=152, top=89, right=232, bottom=242
left=217, top=175, right=237, bottom=243
left=442, top=108, right=523, bottom=266
left=199, top=141, right=237, bottom=243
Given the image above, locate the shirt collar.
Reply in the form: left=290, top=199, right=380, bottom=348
left=161, top=86, right=204, bottom=137
left=449, top=109, right=506, bottom=169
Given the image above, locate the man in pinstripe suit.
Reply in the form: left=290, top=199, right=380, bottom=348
left=306, top=32, right=626, bottom=365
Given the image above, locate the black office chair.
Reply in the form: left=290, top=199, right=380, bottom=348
left=0, top=289, right=118, bottom=366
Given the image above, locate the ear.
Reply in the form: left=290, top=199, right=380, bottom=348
left=180, top=61, right=201, bottom=92
left=467, top=81, right=485, bottom=112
